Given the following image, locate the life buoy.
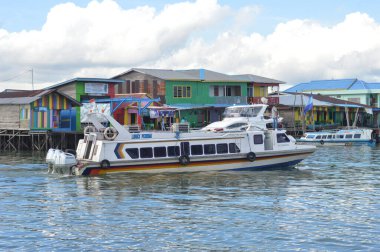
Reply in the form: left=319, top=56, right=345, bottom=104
left=84, top=125, right=96, bottom=134
left=104, top=127, right=118, bottom=140
left=320, top=140, right=324, bottom=145
left=179, top=155, right=190, bottom=166
left=247, top=152, right=256, bottom=162
left=100, top=159, right=110, bottom=168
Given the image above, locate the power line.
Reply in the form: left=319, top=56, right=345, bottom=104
left=0, top=69, right=32, bottom=83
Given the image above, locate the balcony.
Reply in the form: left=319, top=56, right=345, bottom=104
left=214, top=96, right=247, bottom=105
left=247, top=96, right=279, bottom=105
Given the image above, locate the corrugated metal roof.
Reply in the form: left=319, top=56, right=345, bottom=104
left=0, top=97, right=41, bottom=105
left=285, top=79, right=358, bottom=92
left=168, top=103, right=231, bottom=110
left=279, top=92, right=371, bottom=108
left=44, top=78, right=124, bottom=90
left=113, top=68, right=284, bottom=83
left=0, top=89, right=81, bottom=106
left=286, top=78, right=380, bottom=92
left=0, top=89, right=49, bottom=98
left=232, top=74, right=285, bottom=84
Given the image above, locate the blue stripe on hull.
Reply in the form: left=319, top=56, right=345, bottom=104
left=227, top=159, right=303, bottom=171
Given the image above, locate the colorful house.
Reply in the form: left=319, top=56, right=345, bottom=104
left=112, top=68, right=284, bottom=127
left=273, top=93, right=374, bottom=130
left=45, top=78, right=124, bottom=131
left=284, top=78, right=380, bottom=127
left=0, top=89, right=81, bottom=131
left=284, top=78, right=380, bottom=107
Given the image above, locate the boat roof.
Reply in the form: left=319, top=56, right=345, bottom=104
left=305, top=129, right=371, bottom=135
left=226, top=104, right=267, bottom=109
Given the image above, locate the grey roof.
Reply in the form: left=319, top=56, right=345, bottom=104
left=113, top=68, right=284, bottom=83
left=0, top=89, right=81, bottom=106
left=44, top=78, right=124, bottom=90
left=232, top=74, right=285, bottom=84
left=0, top=97, right=43, bottom=105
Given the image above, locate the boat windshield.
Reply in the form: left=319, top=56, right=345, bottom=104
left=223, top=106, right=263, bottom=118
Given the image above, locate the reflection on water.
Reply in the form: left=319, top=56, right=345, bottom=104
left=0, top=146, right=379, bottom=251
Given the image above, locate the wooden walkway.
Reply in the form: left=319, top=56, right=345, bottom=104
left=0, top=129, right=83, bottom=152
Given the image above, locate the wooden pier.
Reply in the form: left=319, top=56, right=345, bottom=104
left=0, top=129, right=83, bottom=152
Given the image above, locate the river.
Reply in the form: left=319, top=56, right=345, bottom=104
left=0, top=146, right=379, bottom=251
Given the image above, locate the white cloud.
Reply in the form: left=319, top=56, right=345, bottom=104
left=1, top=0, right=380, bottom=91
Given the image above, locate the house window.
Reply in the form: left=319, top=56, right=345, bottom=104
left=226, top=86, right=241, bottom=96
left=348, top=98, right=361, bottom=103
left=174, top=86, right=191, bottom=98
left=247, top=86, right=254, bottom=97
left=20, top=108, right=29, bottom=120
left=214, top=86, right=219, bottom=96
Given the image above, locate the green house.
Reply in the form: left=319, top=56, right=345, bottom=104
left=44, top=78, right=124, bottom=131
left=113, top=68, right=284, bottom=127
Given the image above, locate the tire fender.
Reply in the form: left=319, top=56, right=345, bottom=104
left=179, top=155, right=190, bottom=166
left=247, top=152, right=256, bottom=162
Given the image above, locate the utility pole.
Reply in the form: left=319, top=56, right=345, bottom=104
left=30, top=68, right=34, bottom=90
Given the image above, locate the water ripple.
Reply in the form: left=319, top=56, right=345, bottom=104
left=0, top=147, right=379, bottom=251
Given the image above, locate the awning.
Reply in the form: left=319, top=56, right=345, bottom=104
left=168, top=103, right=236, bottom=110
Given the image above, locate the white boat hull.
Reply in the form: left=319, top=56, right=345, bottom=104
left=70, top=150, right=314, bottom=176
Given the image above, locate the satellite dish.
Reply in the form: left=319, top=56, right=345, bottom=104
left=260, top=97, right=268, bottom=104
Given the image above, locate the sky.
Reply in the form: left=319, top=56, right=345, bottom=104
left=1, top=0, right=380, bottom=91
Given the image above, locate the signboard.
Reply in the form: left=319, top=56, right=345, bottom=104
left=85, top=83, right=108, bottom=94
left=80, top=103, right=110, bottom=123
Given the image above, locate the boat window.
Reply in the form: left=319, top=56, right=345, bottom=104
left=154, top=147, right=167, bottom=158
left=332, top=135, right=336, bottom=139
left=316, top=135, right=322, bottom=139
left=167, top=146, right=180, bottom=157
left=223, top=106, right=262, bottom=118
left=226, top=123, right=247, bottom=129
left=322, top=135, right=327, bottom=139
left=191, top=145, right=203, bottom=155
left=217, top=143, right=228, bottom=154
left=327, top=135, right=332, bottom=139
left=354, top=134, right=361, bottom=139
left=345, top=134, right=353, bottom=139
left=254, top=135, right=263, bottom=144
left=140, top=147, right=153, bottom=158
left=180, top=142, right=190, bottom=156
left=126, top=148, right=139, bottom=159
left=229, top=143, right=240, bottom=153
left=337, top=135, right=344, bottom=139
left=204, top=144, right=216, bottom=154
left=306, top=135, right=315, bottom=139
left=277, top=133, right=290, bottom=143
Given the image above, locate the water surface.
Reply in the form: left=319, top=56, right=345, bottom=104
left=0, top=146, right=379, bottom=251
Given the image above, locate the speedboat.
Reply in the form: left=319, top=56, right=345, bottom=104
left=297, top=128, right=375, bottom=146
left=46, top=109, right=316, bottom=176
left=201, top=104, right=282, bottom=132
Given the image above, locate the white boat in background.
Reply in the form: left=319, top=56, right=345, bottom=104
left=201, top=104, right=282, bottom=132
left=297, top=128, right=375, bottom=146
left=46, top=108, right=315, bottom=176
